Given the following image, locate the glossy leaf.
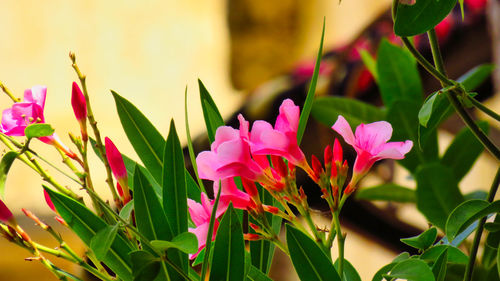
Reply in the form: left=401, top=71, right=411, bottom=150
left=459, top=64, right=496, bottom=92
left=184, top=87, right=205, bottom=194
left=372, top=252, right=410, bottom=281
left=185, top=170, right=201, bottom=203
left=297, top=19, right=325, bottom=145
left=111, top=90, right=165, bottom=183
left=119, top=200, right=134, bottom=221
left=400, top=227, right=437, bottom=251
left=90, top=224, right=119, bottom=260
left=130, top=250, right=161, bottom=281
left=24, top=123, right=54, bottom=139
left=163, top=120, right=188, bottom=237
left=311, top=96, right=385, bottom=129
left=209, top=204, right=245, bottom=281
left=376, top=39, right=422, bottom=107
left=246, top=265, right=273, bottom=281
left=416, top=163, right=464, bottom=230
left=446, top=200, right=500, bottom=240
left=420, top=245, right=468, bottom=264
left=356, top=183, right=416, bottom=203
left=286, top=224, right=341, bottom=281
left=394, top=0, right=458, bottom=36
left=334, top=259, right=362, bottom=281
left=198, top=79, right=224, bottom=143
left=0, top=151, right=18, bottom=198
left=387, top=259, right=435, bottom=281
left=431, top=249, right=448, bottom=281
left=441, top=121, right=488, bottom=181
left=151, top=232, right=198, bottom=254
left=44, top=187, right=133, bottom=281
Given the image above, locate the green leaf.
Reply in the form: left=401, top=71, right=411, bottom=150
left=376, top=39, right=423, bottom=107
left=43, top=187, right=133, bottom=281
left=90, top=224, right=119, bottom=260
left=0, top=151, right=18, bottom=198
left=185, top=87, right=205, bottom=194
left=416, top=163, right=464, bottom=230
left=497, top=246, right=500, bottom=278
left=246, top=265, right=273, bottom=281
left=209, top=204, right=245, bottom=281
left=387, top=259, right=436, bottom=281
left=360, top=49, right=378, bottom=81
left=24, top=123, right=54, bottom=139
left=419, top=91, right=444, bottom=128
left=459, top=64, right=496, bottom=92
left=334, top=259, right=362, bottom=281
left=387, top=100, right=438, bottom=172
left=311, top=96, right=385, bottom=129
left=111, top=90, right=165, bottom=183
left=297, top=18, right=325, bottom=145
left=485, top=222, right=500, bottom=233
left=130, top=250, right=161, bottom=281
left=198, top=79, right=224, bottom=143
left=394, top=0, right=458, bottom=36
left=420, top=245, right=468, bottom=264
left=286, top=224, right=341, bottom=281
left=356, top=183, right=416, bottom=203
left=119, top=200, right=134, bottom=221
left=163, top=120, right=188, bottom=237
left=446, top=200, right=500, bottom=241
left=151, top=232, right=198, bottom=254
left=185, top=170, right=201, bottom=203
left=200, top=185, right=222, bottom=281
left=372, top=253, right=410, bottom=281
left=441, top=121, right=488, bottom=181
left=400, top=227, right=437, bottom=251
left=52, top=266, right=85, bottom=281
left=431, top=249, right=448, bottom=281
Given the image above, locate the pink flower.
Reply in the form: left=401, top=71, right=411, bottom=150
left=1, top=86, right=46, bottom=137
left=249, top=99, right=307, bottom=168
left=196, top=115, right=267, bottom=183
left=71, top=82, right=88, bottom=141
left=214, top=178, right=251, bottom=210
left=105, top=137, right=131, bottom=203
left=331, top=115, right=413, bottom=175
left=188, top=193, right=226, bottom=259
left=0, top=199, right=15, bottom=225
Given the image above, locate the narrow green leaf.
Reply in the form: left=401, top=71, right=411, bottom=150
left=400, top=227, right=437, bottom=251
left=0, top=151, right=18, bottom=198
left=111, top=90, right=165, bottom=183
left=441, top=121, right=488, bottom=181
left=130, top=250, right=161, bottom=281
left=286, top=224, right=341, bottom=281
left=44, top=187, right=133, bottom=281
left=200, top=183, right=222, bottom=281
left=185, top=170, right=201, bottom=203
left=151, top=232, right=198, bottom=254
left=360, top=50, right=378, bottom=81
left=497, top=244, right=500, bottom=278
left=387, top=259, right=435, bottom=281
left=356, top=184, right=416, bottom=203
left=334, top=258, right=362, bottom=281
left=52, top=266, right=85, bottom=281
left=24, top=123, right=54, bottom=139
left=311, top=96, right=385, bottom=129
left=431, top=249, right=448, bottom=281
left=246, top=265, right=273, bottom=281
left=420, top=245, right=468, bottom=264
left=119, top=200, right=134, bottom=221
left=209, top=204, right=245, bottom=281
left=394, top=0, right=458, bottom=36
left=297, top=18, right=325, bottom=145
left=163, top=120, right=188, bottom=236
left=198, top=79, right=224, bottom=143
left=90, top=224, right=119, bottom=260
left=376, top=39, right=423, bottom=107
left=185, top=87, right=205, bottom=193
left=416, top=163, right=464, bottom=230
left=446, top=200, right=500, bottom=240
left=459, top=64, right=496, bottom=92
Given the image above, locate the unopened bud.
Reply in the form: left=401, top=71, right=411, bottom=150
left=241, top=178, right=259, bottom=198
left=324, top=145, right=332, bottom=165
left=71, top=82, right=87, bottom=139
left=249, top=223, right=261, bottom=231
left=344, top=184, right=354, bottom=195
left=0, top=199, right=15, bottom=226
left=263, top=205, right=279, bottom=214
left=333, top=139, right=343, bottom=164
left=271, top=156, right=288, bottom=178
left=311, top=155, right=323, bottom=181
left=299, top=187, right=306, bottom=200
left=244, top=233, right=262, bottom=241
left=44, top=190, right=56, bottom=212
left=105, top=137, right=131, bottom=201
left=331, top=162, right=338, bottom=178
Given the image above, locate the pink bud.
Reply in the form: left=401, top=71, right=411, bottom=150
left=271, top=156, right=288, bottom=178
left=333, top=139, right=343, bottom=164
left=331, top=163, right=338, bottom=178
left=44, top=190, right=56, bottom=212
left=116, top=182, right=124, bottom=197
left=249, top=223, right=261, bottom=231
left=105, top=137, right=131, bottom=202
left=311, top=155, right=323, bottom=180
left=244, top=233, right=261, bottom=241
left=324, top=145, right=332, bottom=165
left=263, top=205, right=279, bottom=214
left=241, top=178, right=259, bottom=198
left=71, top=82, right=87, bottom=122
left=0, top=199, right=14, bottom=225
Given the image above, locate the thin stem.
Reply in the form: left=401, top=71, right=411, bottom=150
left=70, top=53, right=120, bottom=205
left=427, top=29, right=447, bottom=77
left=464, top=166, right=500, bottom=281
left=333, top=211, right=345, bottom=278
left=0, top=81, right=21, bottom=102
left=467, top=95, right=500, bottom=123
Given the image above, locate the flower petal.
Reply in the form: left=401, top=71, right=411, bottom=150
left=331, top=116, right=356, bottom=146
left=375, top=140, right=413, bottom=160
left=24, top=85, right=47, bottom=108
left=354, top=121, right=393, bottom=153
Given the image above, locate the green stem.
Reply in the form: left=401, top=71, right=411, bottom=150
left=333, top=211, right=345, bottom=278
left=464, top=167, right=500, bottom=281
left=467, top=95, right=500, bottom=123
left=0, top=81, right=21, bottom=102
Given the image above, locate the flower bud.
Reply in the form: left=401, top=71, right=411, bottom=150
left=244, top=233, right=261, bottom=241
left=71, top=82, right=88, bottom=142
left=241, top=178, right=259, bottom=198
left=0, top=199, right=15, bottom=226
left=263, top=205, right=279, bottom=214
left=271, top=155, right=288, bottom=178
left=331, top=162, right=338, bottom=179
left=344, top=183, right=354, bottom=195
left=249, top=223, right=261, bottom=231
left=324, top=145, right=332, bottom=165
left=105, top=137, right=131, bottom=202
left=43, top=190, right=56, bottom=212
left=333, top=139, right=343, bottom=164
left=311, top=155, right=323, bottom=181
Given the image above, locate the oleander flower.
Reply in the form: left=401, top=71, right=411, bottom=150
left=331, top=115, right=413, bottom=175
left=214, top=178, right=251, bottom=210
left=105, top=137, right=131, bottom=203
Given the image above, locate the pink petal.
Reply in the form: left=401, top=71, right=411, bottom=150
left=196, top=151, right=219, bottom=180
left=211, top=126, right=239, bottom=152
left=238, top=114, right=250, bottom=140
left=0, top=199, right=13, bottom=224
left=105, top=137, right=128, bottom=180
left=188, top=198, right=209, bottom=226
left=275, top=99, right=300, bottom=133
left=375, top=140, right=413, bottom=160
left=215, top=179, right=250, bottom=210
left=354, top=121, right=393, bottom=153
left=24, top=85, right=47, bottom=109
left=71, top=82, right=87, bottom=121
left=44, top=190, right=56, bottom=212
left=331, top=116, right=356, bottom=146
